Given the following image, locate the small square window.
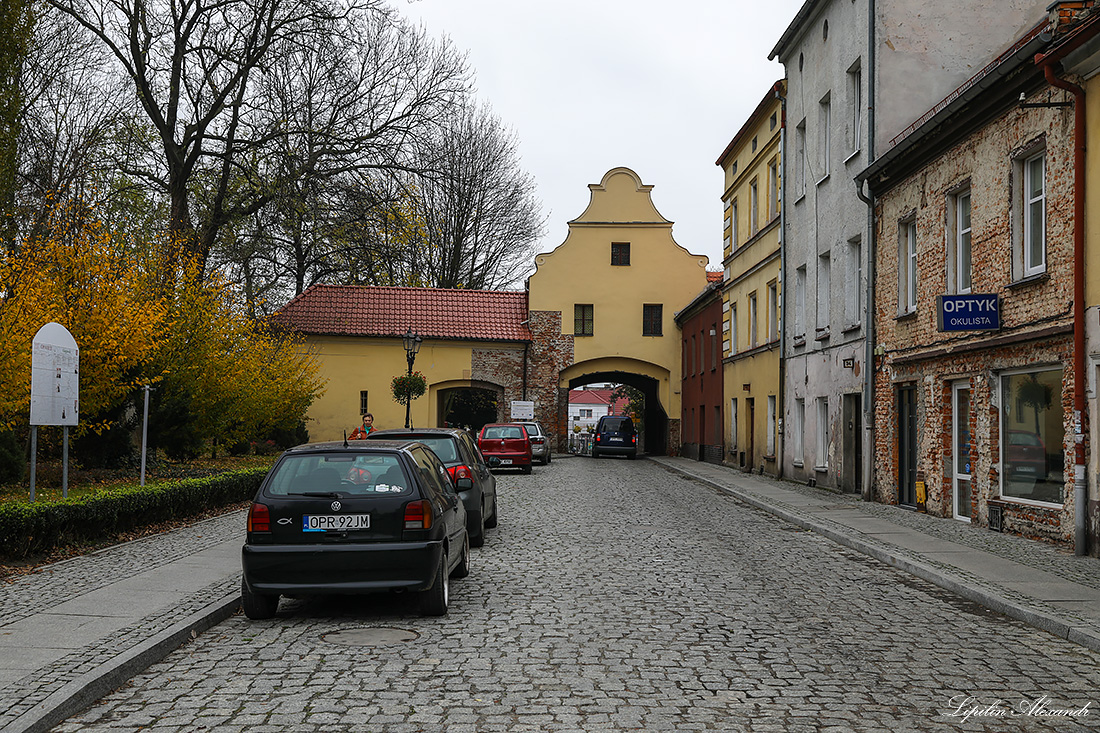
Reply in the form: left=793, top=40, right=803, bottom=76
left=611, top=242, right=630, bottom=266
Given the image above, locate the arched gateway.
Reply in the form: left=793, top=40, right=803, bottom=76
left=274, top=168, right=712, bottom=455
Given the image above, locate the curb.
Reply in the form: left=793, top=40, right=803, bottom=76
left=2, top=593, right=242, bottom=733
left=656, top=460, right=1100, bottom=655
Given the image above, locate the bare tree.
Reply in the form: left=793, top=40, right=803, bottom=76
left=412, top=101, right=544, bottom=290
left=1, top=0, right=35, bottom=248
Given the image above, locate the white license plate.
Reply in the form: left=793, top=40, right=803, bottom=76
left=303, top=514, right=370, bottom=532
left=500, top=459, right=513, bottom=465
left=609, top=437, right=623, bottom=443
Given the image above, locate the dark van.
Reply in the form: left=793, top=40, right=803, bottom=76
left=592, top=416, right=637, bottom=459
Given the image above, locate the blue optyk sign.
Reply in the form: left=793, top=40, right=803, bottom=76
left=936, top=294, right=1000, bottom=331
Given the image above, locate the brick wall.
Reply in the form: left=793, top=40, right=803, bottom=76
left=527, top=310, right=575, bottom=452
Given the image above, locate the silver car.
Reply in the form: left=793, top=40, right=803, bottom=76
left=519, top=422, right=551, bottom=465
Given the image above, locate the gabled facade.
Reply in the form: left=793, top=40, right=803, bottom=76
left=717, top=82, right=784, bottom=475
left=857, top=19, right=1079, bottom=546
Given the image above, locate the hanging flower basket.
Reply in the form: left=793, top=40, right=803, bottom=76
left=392, top=371, right=427, bottom=405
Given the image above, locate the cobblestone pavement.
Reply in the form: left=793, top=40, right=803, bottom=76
left=52, top=458, right=1100, bottom=732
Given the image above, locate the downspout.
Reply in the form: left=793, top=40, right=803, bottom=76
left=1040, top=62, right=1087, bottom=556
left=522, top=341, right=529, bottom=401
left=775, top=80, right=788, bottom=480
left=855, top=0, right=877, bottom=502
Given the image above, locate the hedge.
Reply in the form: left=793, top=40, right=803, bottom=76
left=0, top=467, right=269, bottom=559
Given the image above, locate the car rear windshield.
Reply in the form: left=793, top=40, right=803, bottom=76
left=600, top=418, right=633, bottom=433
left=408, top=436, right=458, bottom=463
left=265, top=453, right=412, bottom=496
left=484, top=426, right=525, bottom=439
left=521, top=423, right=542, bottom=437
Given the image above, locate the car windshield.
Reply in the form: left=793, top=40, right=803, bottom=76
left=409, top=437, right=458, bottom=463
left=265, top=453, right=412, bottom=496
left=484, top=426, right=524, bottom=439
left=601, top=418, right=633, bottom=433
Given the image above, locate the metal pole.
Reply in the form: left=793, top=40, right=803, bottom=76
left=404, top=354, right=413, bottom=429
left=62, top=425, right=68, bottom=498
left=141, top=385, right=151, bottom=486
left=29, top=426, right=36, bottom=502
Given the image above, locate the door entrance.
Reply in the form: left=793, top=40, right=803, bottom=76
left=898, top=386, right=917, bottom=506
left=746, top=398, right=756, bottom=471
left=952, top=382, right=972, bottom=520
left=842, top=394, right=862, bottom=493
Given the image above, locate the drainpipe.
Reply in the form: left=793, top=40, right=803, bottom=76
left=1040, top=62, right=1087, bottom=556
left=775, top=79, right=787, bottom=480
left=854, top=0, right=877, bottom=503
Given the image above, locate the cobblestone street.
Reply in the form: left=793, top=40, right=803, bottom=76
left=53, top=458, right=1100, bottom=732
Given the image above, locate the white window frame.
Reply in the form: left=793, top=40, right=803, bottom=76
left=729, top=304, right=738, bottom=355
left=730, top=398, right=738, bottom=451
left=845, top=237, right=861, bottom=327
left=768, top=158, right=779, bottom=219
left=818, top=93, right=831, bottom=181
left=750, top=179, right=759, bottom=235
left=767, top=281, right=778, bottom=342
left=847, top=61, right=862, bottom=154
left=1022, top=152, right=1045, bottom=277
left=952, top=189, right=972, bottom=294
left=766, top=395, right=776, bottom=456
left=796, top=120, right=807, bottom=197
left=749, top=292, right=758, bottom=348
left=900, top=219, right=917, bottom=314
left=793, top=398, right=805, bottom=465
left=815, top=397, right=829, bottom=469
left=817, top=252, right=831, bottom=335
left=794, top=266, right=806, bottom=338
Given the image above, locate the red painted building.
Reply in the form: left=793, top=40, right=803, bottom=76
left=676, top=277, right=725, bottom=462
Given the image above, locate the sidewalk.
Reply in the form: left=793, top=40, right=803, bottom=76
left=0, top=510, right=246, bottom=733
left=651, top=455, right=1100, bottom=654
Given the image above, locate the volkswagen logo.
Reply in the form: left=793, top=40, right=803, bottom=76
left=331, top=500, right=342, bottom=512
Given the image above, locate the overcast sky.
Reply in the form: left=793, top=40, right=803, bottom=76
left=397, top=0, right=805, bottom=273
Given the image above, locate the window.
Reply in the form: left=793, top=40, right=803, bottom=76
left=749, top=292, right=758, bottom=347
left=770, top=112, right=777, bottom=131
left=845, top=237, right=861, bottom=327
left=723, top=199, right=732, bottom=252
left=1022, top=152, right=1045, bottom=277
left=574, top=304, right=594, bottom=336
left=611, top=242, right=630, bottom=266
left=730, top=304, right=738, bottom=355
left=642, top=304, right=662, bottom=336
left=816, top=397, right=829, bottom=468
left=751, top=136, right=758, bottom=153
left=691, top=334, right=697, bottom=374
left=794, top=398, right=805, bottom=465
left=1000, top=368, right=1063, bottom=504
left=360, top=391, right=369, bottom=414
left=796, top=120, right=807, bottom=196
left=766, top=395, right=776, bottom=455
left=730, top=399, right=738, bottom=450
left=750, top=179, right=759, bottom=234
left=900, top=219, right=917, bottom=314
left=817, top=252, right=831, bottom=336
left=731, top=199, right=739, bottom=248
left=768, top=158, right=779, bottom=219
left=847, top=60, right=862, bottom=154
left=818, top=93, right=831, bottom=180
left=951, top=190, right=972, bottom=293
left=580, top=408, right=593, bottom=418
left=767, top=281, right=779, bottom=342
left=794, top=266, right=806, bottom=338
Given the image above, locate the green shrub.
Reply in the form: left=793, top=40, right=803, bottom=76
left=0, top=467, right=268, bottom=559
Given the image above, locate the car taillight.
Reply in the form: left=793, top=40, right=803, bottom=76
left=447, top=464, right=473, bottom=482
left=595, top=434, right=601, bottom=442
left=632, top=435, right=637, bottom=444
left=531, top=437, right=544, bottom=444
left=404, top=499, right=433, bottom=529
left=248, top=503, right=270, bottom=532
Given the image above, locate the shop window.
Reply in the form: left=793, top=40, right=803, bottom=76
left=1000, top=368, right=1064, bottom=504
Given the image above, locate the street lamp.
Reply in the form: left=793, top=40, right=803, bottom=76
left=402, top=327, right=422, bottom=429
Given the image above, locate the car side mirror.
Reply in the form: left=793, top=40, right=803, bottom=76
left=488, top=457, right=501, bottom=468
left=456, top=477, right=473, bottom=490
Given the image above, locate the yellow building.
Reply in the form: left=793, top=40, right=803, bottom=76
left=527, top=167, right=712, bottom=454
left=717, top=82, right=784, bottom=474
left=271, top=285, right=533, bottom=441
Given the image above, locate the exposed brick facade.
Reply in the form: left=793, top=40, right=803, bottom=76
left=525, top=310, right=575, bottom=452
left=871, top=76, right=1079, bottom=548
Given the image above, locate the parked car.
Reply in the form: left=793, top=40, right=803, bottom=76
left=592, top=415, right=638, bottom=459
left=478, top=423, right=533, bottom=474
left=519, top=421, right=551, bottom=465
left=1005, top=429, right=1047, bottom=481
left=241, top=440, right=469, bottom=619
left=366, top=428, right=497, bottom=547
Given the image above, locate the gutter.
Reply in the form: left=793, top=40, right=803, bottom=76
left=775, top=80, right=788, bottom=480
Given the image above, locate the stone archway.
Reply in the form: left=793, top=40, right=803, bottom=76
left=567, top=370, right=670, bottom=456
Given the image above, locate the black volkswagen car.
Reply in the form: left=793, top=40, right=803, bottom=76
left=365, top=428, right=498, bottom=547
left=592, top=415, right=638, bottom=459
left=241, top=440, right=469, bottom=619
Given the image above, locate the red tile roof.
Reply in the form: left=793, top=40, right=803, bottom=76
left=706, top=270, right=723, bottom=284
left=568, top=388, right=613, bottom=405
left=272, top=284, right=532, bottom=342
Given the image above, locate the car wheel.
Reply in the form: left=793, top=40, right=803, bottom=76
left=419, top=551, right=449, bottom=616
left=484, top=495, right=498, bottom=528
left=591, top=449, right=599, bottom=459
left=241, top=577, right=279, bottom=620
left=542, top=453, right=550, bottom=465
left=450, top=533, right=471, bottom=579
left=522, top=464, right=532, bottom=475
left=470, top=510, right=486, bottom=548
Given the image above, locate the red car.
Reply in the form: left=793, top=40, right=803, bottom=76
left=478, top=423, right=533, bottom=474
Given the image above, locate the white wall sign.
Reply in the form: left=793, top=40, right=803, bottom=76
left=510, top=400, right=535, bottom=421
left=30, top=322, right=79, bottom=427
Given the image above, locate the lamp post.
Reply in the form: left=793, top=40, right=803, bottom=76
left=402, top=327, right=422, bottom=429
